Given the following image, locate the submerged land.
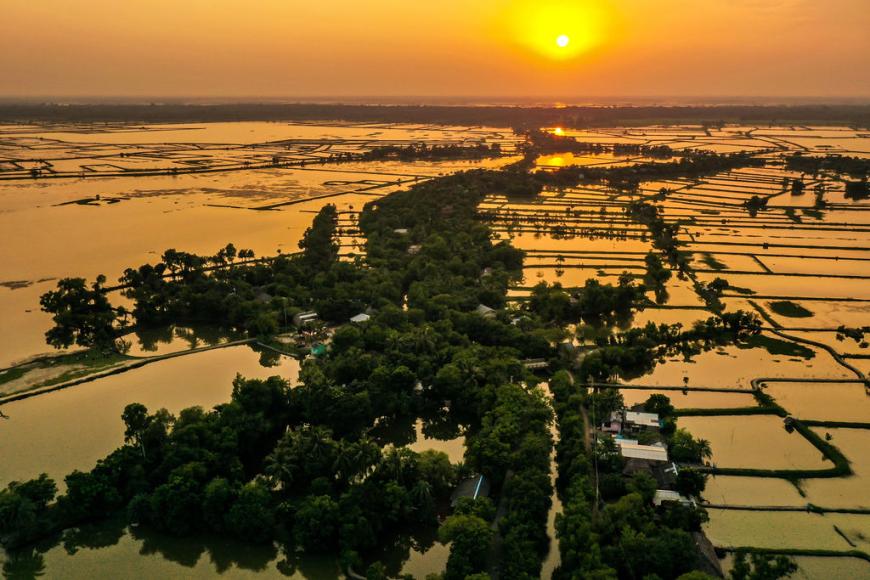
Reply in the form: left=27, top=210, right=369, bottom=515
left=0, top=105, right=869, bottom=579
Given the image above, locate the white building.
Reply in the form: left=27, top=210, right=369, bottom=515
left=475, top=304, right=496, bottom=319
left=293, top=311, right=319, bottom=327
left=625, top=411, right=660, bottom=428
left=653, top=489, right=695, bottom=507
left=349, top=313, right=371, bottom=323
left=616, top=439, right=668, bottom=462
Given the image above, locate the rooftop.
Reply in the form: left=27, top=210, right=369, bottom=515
left=616, top=439, right=668, bottom=462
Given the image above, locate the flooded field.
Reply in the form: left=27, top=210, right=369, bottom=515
left=499, top=124, right=870, bottom=575
left=0, top=122, right=520, bottom=369
left=3, top=121, right=870, bottom=578
left=0, top=345, right=299, bottom=487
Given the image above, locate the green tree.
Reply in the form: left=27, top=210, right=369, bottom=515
left=225, top=480, right=275, bottom=543
left=39, top=276, right=118, bottom=348
left=202, top=477, right=236, bottom=532
left=674, top=468, right=707, bottom=498
left=730, top=550, right=797, bottom=580
left=293, top=495, right=340, bottom=550
left=438, top=514, right=493, bottom=580
left=669, top=429, right=712, bottom=463
left=299, top=204, right=339, bottom=271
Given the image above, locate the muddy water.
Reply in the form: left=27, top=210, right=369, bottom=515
left=704, top=509, right=870, bottom=552
left=0, top=517, right=339, bottom=579
left=625, top=333, right=853, bottom=389
left=702, top=475, right=805, bottom=507
left=0, top=186, right=365, bottom=367
left=0, top=162, right=519, bottom=369
left=620, top=388, right=755, bottom=409
left=802, top=429, right=870, bottom=509
left=791, top=555, right=870, bottom=579
left=0, top=346, right=299, bottom=487
left=763, top=381, right=870, bottom=423
left=679, top=415, right=829, bottom=470
left=6, top=121, right=513, bottom=147
left=0, top=516, right=449, bottom=579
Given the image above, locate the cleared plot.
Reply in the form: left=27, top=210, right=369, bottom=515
left=702, top=475, right=805, bottom=507
left=802, top=429, right=870, bottom=509
left=705, top=510, right=870, bottom=552
left=679, top=415, right=830, bottom=470
left=620, top=388, right=756, bottom=409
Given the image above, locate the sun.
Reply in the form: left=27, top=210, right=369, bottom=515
left=502, top=0, right=612, bottom=60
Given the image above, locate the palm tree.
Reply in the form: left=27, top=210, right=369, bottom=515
left=696, top=438, right=713, bottom=461
left=410, top=480, right=433, bottom=510
left=2, top=548, right=46, bottom=579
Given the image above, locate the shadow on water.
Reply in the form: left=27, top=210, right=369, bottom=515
left=128, top=325, right=241, bottom=357
left=1, top=515, right=341, bottom=579
left=131, top=524, right=278, bottom=572
left=737, top=334, right=815, bottom=359
left=368, top=407, right=464, bottom=451
left=368, top=523, right=444, bottom=578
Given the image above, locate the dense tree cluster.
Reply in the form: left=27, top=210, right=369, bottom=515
left=39, top=276, right=121, bottom=349
left=24, top=147, right=783, bottom=578
left=527, top=277, right=647, bottom=326
left=534, top=152, right=765, bottom=193
left=785, top=153, right=869, bottom=180
left=20, top=168, right=563, bottom=577
left=644, top=251, right=673, bottom=304
left=549, top=372, right=708, bottom=579
left=525, top=129, right=678, bottom=158
left=845, top=179, right=870, bottom=201
left=358, top=142, right=502, bottom=162
left=626, top=201, right=689, bottom=273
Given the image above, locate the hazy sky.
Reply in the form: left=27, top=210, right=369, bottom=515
left=2, top=0, right=868, bottom=99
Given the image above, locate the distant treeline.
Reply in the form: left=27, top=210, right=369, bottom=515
left=330, top=142, right=503, bottom=163
left=785, top=153, right=870, bottom=179
left=527, top=129, right=678, bottom=157
left=1, top=103, right=869, bottom=127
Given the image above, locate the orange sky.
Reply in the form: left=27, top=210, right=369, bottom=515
left=1, top=0, right=868, bottom=99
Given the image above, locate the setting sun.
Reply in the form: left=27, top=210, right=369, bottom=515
left=503, top=0, right=612, bottom=61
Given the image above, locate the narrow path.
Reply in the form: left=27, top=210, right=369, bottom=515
left=751, top=255, right=774, bottom=273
